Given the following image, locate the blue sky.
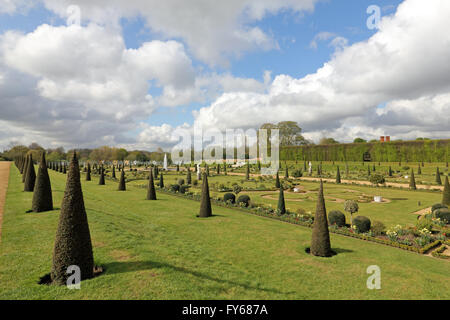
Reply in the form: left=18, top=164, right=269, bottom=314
left=1, top=0, right=448, bottom=150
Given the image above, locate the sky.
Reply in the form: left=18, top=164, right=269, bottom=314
left=0, top=0, right=449, bottom=152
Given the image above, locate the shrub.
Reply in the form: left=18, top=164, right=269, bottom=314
left=179, top=185, right=189, bottom=194
left=434, top=208, right=450, bottom=224
left=170, top=184, right=180, bottom=192
left=431, top=203, right=448, bottom=212
left=223, top=193, right=236, bottom=204
left=292, top=169, right=303, bottom=178
left=237, top=195, right=251, bottom=207
left=328, top=210, right=346, bottom=227
left=178, top=178, right=185, bottom=185
left=369, top=173, right=385, bottom=186
left=353, top=216, right=371, bottom=233
left=371, top=220, right=386, bottom=236
left=416, top=217, right=434, bottom=232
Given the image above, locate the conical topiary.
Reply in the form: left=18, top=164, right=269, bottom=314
left=285, top=166, right=289, bottom=179
left=336, top=166, right=341, bottom=184
left=98, top=165, right=105, bottom=185
left=277, top=185, right=286, bottom=215
left=216, top=164, right=220, bottom=175
left=24, top=155, right=36, bottom=192
left=206, top=164, right=210, bottom=177
left=86, top=163, right=91, bottom=181
left=436, top=167, right=442, bottom=185
left=224, top=163, right=227, bottom=175
left=388, top=166, right=393, bottom=177
left=159, top=173, right=164, bottom=188
left=112, top=165, right=116, bottom=179
left=51, top=152, right=94, bottom=285
left=418, top=165, right=421, bottom=175
left=442, top=176, right=450, bottom=206
left=198, top=173, right=212, bottom=218
left=246, top=163, right=250, bottom=180
left=118, top=170, right=126, bottom=191
left=22, top=155, right=29, bottom=182
left=147, top=171, right=157, bottom=200
left=275, top=171, right=280, bottom=188
left=186, top=169, right=192, bottom=184
left=409, top=169, right=416, bottom=190
left=310, top=180, right=333, bottom=257
left=32, top=152, right=53, bottom=212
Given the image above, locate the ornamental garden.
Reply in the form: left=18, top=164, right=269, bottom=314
left=0, top=147, right=449, bottom=299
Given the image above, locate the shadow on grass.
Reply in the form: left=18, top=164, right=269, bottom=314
left=195, top=214, right=226, bottom=218
left=103, top=260, right=289, bottom=295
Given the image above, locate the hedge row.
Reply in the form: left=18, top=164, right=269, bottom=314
left=281, top=139, right=450, bottom=162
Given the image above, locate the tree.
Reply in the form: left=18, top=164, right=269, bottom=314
left=442, top=176, right=450, bottom=206
left=344, top=200, right=359, bottom=226
left=232, top=184, right=242, bottom=195
left=409, top=169, right=416, bottom=190
left=319, top=137, right=339, bottom=145
left=246, top=163, right=250, bottom=180
left=260, top=121, right=309, bottom=146
left=24, top=155, right=36, bottom=192
left=199, top=173, right=212, bottom=218
left=353, top=138, right=367, bottom=143
left=277, top=185, right=286, bottom=215
left=186, top=169, right=192, bottom=184
left=310, top=180, right=333, bottom=257
left=147, top=171, right=157, bottom=200
left=51, top=152, right=94, bottom=285
left=32, top=152, right=53, bottom=213
left=118, top=170, right=126, bottom=191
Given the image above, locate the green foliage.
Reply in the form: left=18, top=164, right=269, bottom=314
left=353, top=216, right=371, bottom=233
left=434, top=208, right=450, bottom=224
left=416, top=217, right=433, bottom=232
left=32, top=152, right=53, bottom=213
left=223, top=193, right=236, bottom=204
left=443, top=176, right=450, bottom=206
left=310, top=181, right=333, bottom=257
left=432, top=203, right=448, bottom=212
left=170, top=184, right=180, bottom=192
left=371, top=220, right=386, bottom=236
left=277, top=187, right=286, bottom=215
left=328, top=210, right=346, bottom=227
left=199, top=173, right=212, bottom=217
left=369, top=173, right=386, bottom=186
left=237, top=195, right=251, bottom=207
left=344, top=200, right=359, bottom=214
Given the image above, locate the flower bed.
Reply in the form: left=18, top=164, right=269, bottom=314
left=142, top=184, right=448, bottom=255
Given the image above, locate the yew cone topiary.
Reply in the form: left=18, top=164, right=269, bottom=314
left=112, top=165, right=116, bottom=179
left=336, top=166, right=341, bottom=184
left=199, top=173, right=212, bottom=218
left=436, top=167, right=442, bottom=185
left=24, top=155, right=36, bottom=192
left=409, top=169, right=416, bottom=190
left=159, top=173, right=164, bottom=188
left=86, top=163, right=91, bottom=181
left=147, top=170, right=157, bottom=200
left=186, top=169, right=192, bottom=184
left=32, top=152, right=53, bottom=213
left=98, top=165, right=105, bottom=185
left=275, top=171, right=280, bottom=188
left=118, top=170, right=126, bottom=191
left=443, top=176, right=450, bottom=206
left=22, top=155, right=29, bottom=182
left=51, top=152, right=94, bottom=285
left=310, top=180, right=333, bottom=257
left=277, top=185, right=286, bottom=215
left=246, top=163, right=250, bottom=180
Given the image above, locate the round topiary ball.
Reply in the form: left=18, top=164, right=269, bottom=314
left=223, top=193, right=236, bottom=204
left=328, top=210, right=346, bottom=227
left=353, top=216, right=371, bottom=233
left=237, top=195, right=251, bottom=207
left=178, top=178, right=185, bottom=185
left=434, top=208, right=450, bottom=224
left=431, top=203, right=448, bottom=212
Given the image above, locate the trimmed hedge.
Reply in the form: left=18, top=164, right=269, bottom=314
left=328, top=210, right=346, bottom=227
left=353, top=216, right=371, bottom=233
left=223, top=193, right=236, bottom=204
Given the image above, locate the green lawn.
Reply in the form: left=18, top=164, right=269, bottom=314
left=0, top=165, right=448, bottom=299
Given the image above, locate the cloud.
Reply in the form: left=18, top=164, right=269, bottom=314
left=40, top=0, right=318, bottom=66
left=191, top=0, right=450, bottom=142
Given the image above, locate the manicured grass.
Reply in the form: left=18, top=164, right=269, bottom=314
left=132, top=171, right=442, bottom=227
left=0, top=165, right=448, bottom=299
